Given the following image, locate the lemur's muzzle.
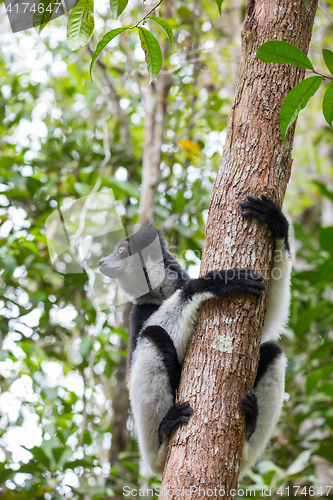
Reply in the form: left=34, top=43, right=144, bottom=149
left=98, top=257, right=124, bottom=278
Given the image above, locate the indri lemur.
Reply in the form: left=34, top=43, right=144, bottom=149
left=98, top=195, right=290, bottom=477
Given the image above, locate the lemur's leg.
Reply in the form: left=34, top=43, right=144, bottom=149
left=129, top=326, right=191, bottom=475
left=239, top=341, right=287, bottom=479
left=239, top=194, right=292, bottom=342
left=147, top=268, right=266, bottom=363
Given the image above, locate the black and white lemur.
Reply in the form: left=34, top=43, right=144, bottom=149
left=98, top=194, right=291, bottom=478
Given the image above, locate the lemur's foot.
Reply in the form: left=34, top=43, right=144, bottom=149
left=240, top=390, right=258, bottom=440
left=158, top=401, right=193, bottom=444
left=239, top=194, right=289, bottom=251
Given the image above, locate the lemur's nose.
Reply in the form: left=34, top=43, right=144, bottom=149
left=98, top=258, right=105, bottom=267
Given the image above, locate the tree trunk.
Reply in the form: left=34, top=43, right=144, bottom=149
left=138, top=1, right=172, bottom=225
left=110, top=306, right=131, bottom=470
left=139, top=72, right=171, bottom=225
left=160, top=0, right=318, bottom=497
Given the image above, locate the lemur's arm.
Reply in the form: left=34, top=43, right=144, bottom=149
left=239, top=194, right=292, bottom=343
left=146, top=267, right=265, bottom=363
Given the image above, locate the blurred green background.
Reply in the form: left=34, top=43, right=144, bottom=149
left=0, top=0, right=333, bottom=498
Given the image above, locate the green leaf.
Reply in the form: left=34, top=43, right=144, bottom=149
left=257, top=41, right=314, bottom=70
left=320, top=226, right=333, bottom=258
left=33, top=0, right=55, bottom=35
left=312, top=181, right=333, bottom=202
left=52, top=445, right=72, bottom=465
left=83, top=429, right=93, bottom=445
left=148, top=16, right=173, bottom=43
left=323, top=49, right=333, bottom=75
left=79, top=337, right=92, bottom=359
left=280, top=76, right=322, bottom=143
left=109, top=179, right=140, bottom=198
left=319, top=382, right=333, bottom=399
left=306, top=371, right=321, bottom=396
left=110, top=0, right=128, bottom=19
left=177, top=7, right=192, bottom=18
left=67, top=0, right=95, bottom=51
left=322, top=83, right=333, bottom=127
left=301, top=0, right=309, bottom=8
left=63, top=458, right=94, bottom=470
left=89, top=27, right=129, bottom=78
left=306, top=363, right=333, bottom=395
left=22, top=446, right=50, bottom=468
left=316, top=438, right=333, bottom=463
left=215, top=0, right=224, bottom=15
left=294, top=302, right=329, bottom=337
left=138, top=27, right=163, bottom=83
left=0, top=469, right=14, bottom=483
left=74, top=182, right=91, bottom=196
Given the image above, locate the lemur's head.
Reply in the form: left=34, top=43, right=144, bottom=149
left=97, top=225, right=166, bottom=301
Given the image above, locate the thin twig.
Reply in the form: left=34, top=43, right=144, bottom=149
left=310, top=69, right=333, bottom=80
left=130, top=0, right=164, bottom=28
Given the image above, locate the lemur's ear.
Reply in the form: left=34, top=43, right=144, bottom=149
left=128, top=225, right=166, bottom=254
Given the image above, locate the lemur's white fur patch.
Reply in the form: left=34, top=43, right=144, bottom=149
left=240, top=352, right=287, bottom=478
left=262, top=239, right=292, bottom=342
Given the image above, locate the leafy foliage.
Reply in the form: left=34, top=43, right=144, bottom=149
left=67, top=0, right=95, bottom=51
left=280, top=76, right=322, bottom=143
left=147, top=16, right=173, bottom=44
left=215, top=0, right=224, bottom=15
left=1, top=2, right=333, bottom=499
left=89, top=27, right=129, bottom=78
left=257, top=41, right=314, bottom=70
left=110, top=0, right=129, bottom=20
left=322, top=83, right=333, bottom=127
left=0, top=4, right=229, bottom=494
left=322, top=48, right=333, bottom=75
left=33, top=0, right=55, bottom=35
left=257, top=41, right=333, bottom=140
left=138, top=27, right=163, bottom=83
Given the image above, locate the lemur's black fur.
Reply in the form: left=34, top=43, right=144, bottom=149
left=98, top=194, right=291, bottom=477
left=141, top=325, right=182, bottom=399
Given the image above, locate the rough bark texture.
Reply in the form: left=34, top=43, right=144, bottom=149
left=110, top=306, right=131, bottom=470
left=160, top=1, right=318, bottom=498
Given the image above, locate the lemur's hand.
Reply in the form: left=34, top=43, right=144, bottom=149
left=193, top=267, right=266, bottom=298
left=239, top=194, right=289, bottom=243
left=222, top=267, right=265, bottom=297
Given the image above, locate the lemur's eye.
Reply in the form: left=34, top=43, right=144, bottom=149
left=118, top=247, right=124, bottom=254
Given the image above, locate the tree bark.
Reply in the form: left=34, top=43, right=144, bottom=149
left=160, top=0, right=318, bottom=498
left=139, top=72, right=171, bottom=225
left=110, top=306, right=131, bottom=470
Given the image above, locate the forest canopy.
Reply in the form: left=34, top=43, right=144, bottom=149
left=0, top=0, right=333, bottom=498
